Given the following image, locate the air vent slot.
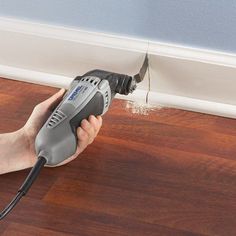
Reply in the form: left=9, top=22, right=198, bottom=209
left=47, top=110, right=66, bottom=128
left=80, top=76, right=100, bottom=87
left=104, top=91, right=109, bottom=108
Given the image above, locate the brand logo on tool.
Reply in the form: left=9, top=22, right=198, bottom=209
left=68, top=86, right=83, bottom=101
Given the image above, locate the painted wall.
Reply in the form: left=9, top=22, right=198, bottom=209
left=0, top=0, right=235, bottom=53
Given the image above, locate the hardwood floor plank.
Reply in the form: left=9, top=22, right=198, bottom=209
left=2, top=222, right=76, bottom=236
left=101, top=113, right=236, bottom=161
left=1, top=197, right=200, bottom=236
left=111, top=100, right=236, bottom=136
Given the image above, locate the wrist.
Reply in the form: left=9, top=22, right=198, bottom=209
left=0, top=129, right=36, bottom=174
left=11, top=128, right=36, bottom=170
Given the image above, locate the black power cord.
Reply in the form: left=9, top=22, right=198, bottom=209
left=0, top=156, right=46, bottom=220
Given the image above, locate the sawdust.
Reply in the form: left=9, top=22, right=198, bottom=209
left=125, top=100, right=162, bottom=115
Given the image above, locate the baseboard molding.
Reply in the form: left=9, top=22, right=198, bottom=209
left=149, top=92, right=236, bottom=119
left=0, top=64, right=148, bottom=104
left=0, top=64, right=72, bottom=88
left=1, top=17, right=236, bottom=118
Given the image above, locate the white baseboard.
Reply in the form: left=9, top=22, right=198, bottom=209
left=149, top=92, right=236, bottom=119
left=0, top=64, right=72, bottom=88
left=1, top=17, right=236, bottom=118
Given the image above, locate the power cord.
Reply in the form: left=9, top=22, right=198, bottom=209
left=0, top=156, right=46, bottom=220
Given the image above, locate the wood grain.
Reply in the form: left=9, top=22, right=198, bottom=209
left=1, top=78, right=236, bottom=235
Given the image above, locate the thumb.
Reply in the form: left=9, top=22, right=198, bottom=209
left=41, top=88, right=66, bottom=111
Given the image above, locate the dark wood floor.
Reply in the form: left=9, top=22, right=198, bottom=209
left=1, top=78, right=236, bottom=235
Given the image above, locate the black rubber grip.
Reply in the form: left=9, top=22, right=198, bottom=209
left=70, top=92, right=104, bottom=135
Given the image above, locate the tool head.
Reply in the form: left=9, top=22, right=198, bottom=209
left=78, top=53, right=149, bottom=97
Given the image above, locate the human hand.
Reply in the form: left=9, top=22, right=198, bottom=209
left=22, top=89, right=102, bottom=167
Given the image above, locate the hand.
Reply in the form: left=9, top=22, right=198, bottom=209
left=23, top=89, right=102, bottom=167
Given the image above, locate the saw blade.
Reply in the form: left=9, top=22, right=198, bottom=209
left=134, top=54, right=149, bottom=83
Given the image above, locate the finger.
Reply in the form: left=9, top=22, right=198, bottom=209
left=95, top=115, right=103, bottom=136
left=88, top=115, right=102, bottom=136
left=97, top=115, right=103, bottom=126
left=81, top=119, right=95, bottom=144
left=41, top=88, right=66, bottom=111
left=77, top=127, right=90, bottom=151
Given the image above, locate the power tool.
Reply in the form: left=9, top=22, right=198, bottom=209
left=0, top=54, right=148, bottom=220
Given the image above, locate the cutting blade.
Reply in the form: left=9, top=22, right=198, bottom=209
left=134, top=54, right=149, bottom=83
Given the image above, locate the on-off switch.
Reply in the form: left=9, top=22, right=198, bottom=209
left=98, top=79, right=108, bottom=90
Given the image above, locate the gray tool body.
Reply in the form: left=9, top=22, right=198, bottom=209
left=0, top=55, right=148, bottom=220
left=36, top=74, right=111, bottom=165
